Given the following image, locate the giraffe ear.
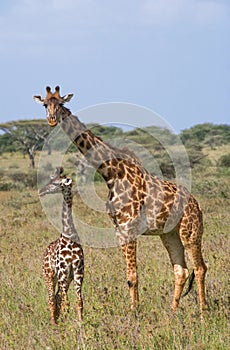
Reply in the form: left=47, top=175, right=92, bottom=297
left=62, top=93, right=74, bottom=103
left=49, top=167, right=64, bottom=179
left=62, top=178, right=72, bottom=186
left=33, top=95, right=45, bottom=104
left=56, top=167, right=64, bottom=175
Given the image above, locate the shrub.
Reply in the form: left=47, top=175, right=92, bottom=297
left=0, top=182, right=13, bottom=191
left=8, top=163, right=20, bottom=169
left=218, top=154, right=230, bottom=167
left=94, top=171, right=104, bottom=182
left=9, top=171, right=37, bottom=188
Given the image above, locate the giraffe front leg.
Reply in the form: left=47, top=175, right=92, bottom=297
left=121, top=240, right=139, bottom=310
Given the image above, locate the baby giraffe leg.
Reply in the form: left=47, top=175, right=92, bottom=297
left=59, top=280, right=71, bottom=317
left=160, top=231, right=189, bottom=312
left=121, top=240, right=139, bottom=310
left=73, top=275, right=84, bottom=321
left=43, top=271, right=58, bottom=324
left=72, top=246, right=84, bottom=321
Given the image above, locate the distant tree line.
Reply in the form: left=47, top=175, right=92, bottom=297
left=180, top=123, right=230, bottom=149
left=0, top=120, right=229, bottom=175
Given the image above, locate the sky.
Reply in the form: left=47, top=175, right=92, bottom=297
left=0, top=0, right=229, bottom=133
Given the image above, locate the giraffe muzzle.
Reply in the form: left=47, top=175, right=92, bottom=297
left=48, top=118, right=57, bottom=127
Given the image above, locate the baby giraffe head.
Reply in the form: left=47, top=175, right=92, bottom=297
left=39, top=167, right=72, bottom=197
left=33, top=86, right=74, bottom=127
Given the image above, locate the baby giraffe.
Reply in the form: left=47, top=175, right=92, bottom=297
left=39, top=167, right=84, bottom=324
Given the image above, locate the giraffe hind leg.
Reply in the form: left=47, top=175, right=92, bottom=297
left=160, top=231, right=189, bottom=312
left=43, top=270, right=58, bottom=324
left=179, top=219, right=208, bottom=318
left=73, top=273, right=84, bottom=321
left=55, top=288, right=62, bottom=321
left=58, top=279, right=71, bottom=318
left=73, top=256, right=84, bottom=321
left=182, top=242, right=208, bottom=317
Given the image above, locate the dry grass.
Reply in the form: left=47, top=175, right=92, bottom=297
left=0, top=153, right=229, bottom=349
left=202, top=144, right=230, bottom=165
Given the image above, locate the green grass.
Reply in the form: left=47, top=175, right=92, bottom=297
left=0, top=154, right=229, bottom=349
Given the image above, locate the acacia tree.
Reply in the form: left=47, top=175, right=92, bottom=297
left=0, top=120, right=51, bottom=168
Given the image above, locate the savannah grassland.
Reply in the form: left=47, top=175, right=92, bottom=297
left=0, top=150, right=229, bottom=350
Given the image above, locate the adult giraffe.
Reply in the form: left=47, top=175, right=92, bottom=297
left=34, top=86, right=208, bottom=317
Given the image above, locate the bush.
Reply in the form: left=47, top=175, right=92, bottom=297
left=9, top=171, right=37, bottom=188
left=0, top=182, right=13, bottom=191
left=94, top=171, right=104, bottom=182
left=8, top=163, right=20, bottom=169
left=218, top=154, right=230, bottom=167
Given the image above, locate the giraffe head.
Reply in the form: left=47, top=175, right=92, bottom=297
left=39, top=167, right=72, bottom=197
left=33, top=86, right=74, bottom=126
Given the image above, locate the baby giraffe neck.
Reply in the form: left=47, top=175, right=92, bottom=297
left=62, top=189, right=79, bottom=242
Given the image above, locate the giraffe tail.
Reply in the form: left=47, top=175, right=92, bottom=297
left=182, top=270, right=195, bottom=298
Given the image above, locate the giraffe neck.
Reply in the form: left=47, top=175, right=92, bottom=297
left=62, top=188, right=79, bottom=241
left=60, top=112, right=119, bottom=183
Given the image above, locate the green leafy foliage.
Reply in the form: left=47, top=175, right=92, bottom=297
left=180, top=123, right=230, bottom=148
left=0, top=133, right=17, bottom=153
left=0, top=120, right=51, bottom=167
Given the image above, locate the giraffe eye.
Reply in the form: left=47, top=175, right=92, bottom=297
left=44, top=103, right=48, bottom=108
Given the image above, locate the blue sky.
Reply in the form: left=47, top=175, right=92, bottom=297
left=0, top=0, right=229, bottom=132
